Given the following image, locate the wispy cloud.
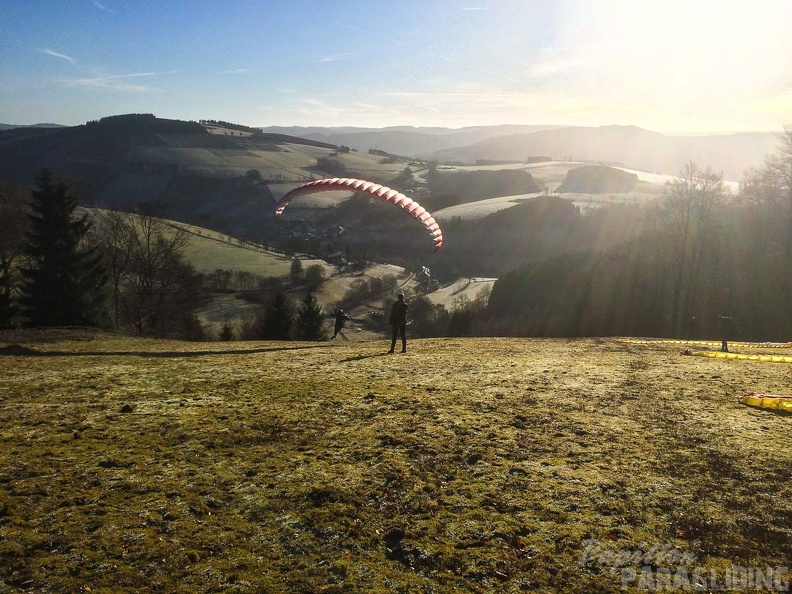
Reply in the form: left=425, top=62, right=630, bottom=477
left=92, top=0, right=115, bottom=12
left=221, top=68, right=254, bottom=75
left=38, top=48, right=76, bottom=65
left=353, top=102, right=389, bottom=112
left=61, top=71, right=169, bottom=93
left=300, top=98, right=330, bottom=108
left=314, top=53, right=353, bottom=63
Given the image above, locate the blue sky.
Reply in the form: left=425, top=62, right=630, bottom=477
left=1, top=0, right=790, bottom=132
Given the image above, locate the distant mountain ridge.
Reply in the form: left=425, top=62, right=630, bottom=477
left=4, top=120, right=778, bottom=179
left=0, top=123, right=67, bottom=130
left=261, top=124, right=781, bottom=180
left=259, top=124, right=564, bottom=159
left=430, top=125, right=779, bottom=180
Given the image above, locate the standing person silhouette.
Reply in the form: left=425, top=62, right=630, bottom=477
left=389, top=293, right=408, bottom=353
left=717, top=315, right=735, bottom=352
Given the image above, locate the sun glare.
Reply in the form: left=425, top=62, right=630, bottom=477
left=544, top=0, right=792, bottom=131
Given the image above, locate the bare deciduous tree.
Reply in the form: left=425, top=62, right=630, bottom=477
left=660, top=161, right=728, bottom=333
left=92, top=206, right=203, bottom=336
left=0, top=183, right=30, bottom=326
left=91, top=209, right=136, bottom=330
left=761, top=127, right=792, bottom=252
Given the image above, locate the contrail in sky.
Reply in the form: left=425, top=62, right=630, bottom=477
left=38, top=48, right=76, bottom=64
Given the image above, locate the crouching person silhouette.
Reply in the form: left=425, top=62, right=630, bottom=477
left=331, top=309, right=351, bottom=340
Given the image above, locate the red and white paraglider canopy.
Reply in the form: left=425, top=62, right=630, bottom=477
left=274, top=177, right=443, bottom=252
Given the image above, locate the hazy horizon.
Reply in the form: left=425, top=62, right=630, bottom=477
left=2, top=0, right=790, bottom=134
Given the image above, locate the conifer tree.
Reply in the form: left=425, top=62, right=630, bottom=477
left=261, top=291, right=294, bottom=340
left=19, top=170, right=106, bottom=327
left=294, top=292, right=328, bottom=341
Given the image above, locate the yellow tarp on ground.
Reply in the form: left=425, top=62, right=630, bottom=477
left=619, top=338, right=792, bottom=348
left=739, top=393, right=792, bottom=413
left=681, top=350, right=792, bottom=363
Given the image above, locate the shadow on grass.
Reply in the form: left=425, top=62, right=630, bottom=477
left=742, top=406, right=792, bottom=417
left=340, top=352, right=392, bottom=362
left=0, top=343, right=333, bottom=359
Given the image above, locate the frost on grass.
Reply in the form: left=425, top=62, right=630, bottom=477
left=0, top=331, right=791, bottom=592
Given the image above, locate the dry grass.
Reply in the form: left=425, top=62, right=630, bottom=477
left=1, top=330, right=790, bottom=593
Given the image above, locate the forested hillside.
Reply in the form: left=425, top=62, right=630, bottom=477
left=480, top=132, right=792, bottom=341
left=432, top=197, right=645, bottom=277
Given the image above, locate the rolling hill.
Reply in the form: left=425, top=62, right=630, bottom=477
left=2, top=114, right=775, bottom=283
left=0, top=123, right=66, bottom=131
left=429, top=126, right=777, bottom=181
left=262, top=124, right=779, bottom=182
left=0, top=115, right=419, bottom=243
left=260, top=124, right=564, bottom=158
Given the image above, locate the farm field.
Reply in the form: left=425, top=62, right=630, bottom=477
left=432, top=160, right=740, bottom=221
left=426, top=277, right=496, bottom=305
left=1, top=330, right=790, bottom=593
left=431, top=161, right=670, bottom=220
left=434, top=193, right=544, bottom=221
left=165, top=220, right=332, bottom=278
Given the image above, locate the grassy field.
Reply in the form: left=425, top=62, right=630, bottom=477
left=1, top=330, right=790, bottom=593
left=167, top=220, right=332, bottom=278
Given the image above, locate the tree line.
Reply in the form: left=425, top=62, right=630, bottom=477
left=479, top=130, right=792, bottom=341
left=0, top=170, right=329, bottom=341
left=344, top=128, right=792, bottom=343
